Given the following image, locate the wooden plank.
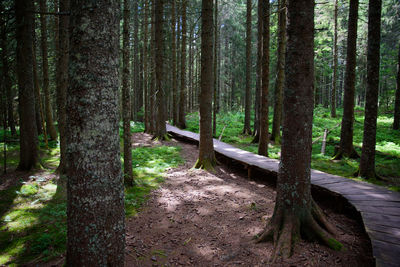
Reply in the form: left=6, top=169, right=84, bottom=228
left=365, top=229, right=400, bottom=245
left=371, top=239, right=400, bottom=265
left=354, top=205, right=400, bottom=216
left=364, top=222, right=400, bottom=236
left=350, top=199, right=400, bottom=208
left=361, top=212, right=400, bottom=228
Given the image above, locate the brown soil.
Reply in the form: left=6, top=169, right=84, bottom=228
left=124, top=133, right=374, bottom=267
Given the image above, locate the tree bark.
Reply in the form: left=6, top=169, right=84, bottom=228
left=178, top=0, right=187, bottom=129
left=257, top=0, right=342, bottom=260
left=270, top=0, right=286, bottom=144
left=213, top=0, right=218, bottom=136
left=252, top=0, right=262, bottom=143
left=143, top=0, right=150, bottom=132
left=334, top=0, right=359, bottom=159
left=194, top=0, right=216, bottom=170
left=39, top=0, right=58, bottom=141
left=243, top=0, right=252, bottom=135
left=66, top=0, right=125, bottom=264
left=331, top=0, right=338, bottom=118
left=258, top=0, right=269, bottom=156
left=122, top=0, right=133, bottom=185
left=149, top=0, right=156, bottom=133
left=393, top=43, right=400, bottom=130
left=171, top=0, right=178, bottom=126
left=359, top=0, right=382, bottom=180
left=132, top=0, right=141, bottom=122
left=56, top=0, right=69, bottom=174
left=16, top=0, right=39, bottom=171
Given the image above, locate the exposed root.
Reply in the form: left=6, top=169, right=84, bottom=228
left=193, top=157, right=217, bottom=173
left=256, top=204, right=343, bottom=263
left=332, top=147, right=359, bottom=160
left=151, top=134, right=170, bottom=141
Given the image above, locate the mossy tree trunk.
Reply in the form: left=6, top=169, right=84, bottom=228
left=16, top=0, right=39, bottom=171
left=359, top=0, right=382, bottom=180
left=56, top=0, right=69, bottom=174
left=66, top=0, right=125, bottom=265
left=270, top=0, right=286, bottom=144
left=257, top=0, right=343, bottom=260
left=243, top=0, right=252, bottom=135
left=178, top=0, right=187, bottom=129
left=334, top=0, right=359, bottom=160
left=39, top=0, right=58, bottom=141
left=195, top=0, right=216, bottom=171
left=257, top=0, right=269, bottom=157
left=123, top=0, right=133, bottom=185
left=393, top=43, right=400, bottom=130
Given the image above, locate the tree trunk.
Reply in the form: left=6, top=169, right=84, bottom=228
left=1, top=14, right=16, bottom=136
left=178, top=0, right=187, bottom=129
left=133, top=0, right=141, bottom=121
left=66, top=0, right=125, bottom=264
left=39, top=0, right=58, bottom=141
left=194, top=0, right=216, bottom=170
left=171, top=0, right=178, bottom=125
left=154, top=0, right=167, bottom=140
left=122, top=0, right=133, bottom=185
left=149, top=0, right=156, bottom=133
left=16, top=0, right=39, bottom=171
left=331, top=0, right=338, bottom=118
left=213, top=0, right=218, bottom=136
left=257, top=0, right=342, bottom=260
left=359, top=0, right=382, bottom=180
left=143, top=0, right=150, bottom=132
left=243, top=0, right=252, bottom=135
left=252, top=0, right=262, bottom=143
left=56, top=0, right=69, bottom=174
left=258, top=0, right=269, bottom=156
left=393, top=43, right=400, bottom=130
left=334, top=0, right=359, bottom=159
left=270, top=0, right=286, bottom=144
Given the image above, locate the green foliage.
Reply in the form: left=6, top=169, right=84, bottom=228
left=186, top=109, right=400, bottom=191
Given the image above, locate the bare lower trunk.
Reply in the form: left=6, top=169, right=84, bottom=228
left=359, top=0, right=382, bottom=179
left=178, top=0, right=187, bottom=129
left=330, top=0, right=338, bottom=118
left=393, top=43, right=400, bottom=130
left=252, top=0, right=262, bottom=143
left=243, top=0, right=252, bottom=135
left=171, top=0, right=178, bottom=125
left=257, top=0, right=342, bottom=260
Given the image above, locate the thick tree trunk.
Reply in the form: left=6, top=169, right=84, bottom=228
left=56, top=0, right=69, bottom=174
left=359, top=0, right=382, bottom=180
left=334, top=0, right=359, bottom=159
left=257, top=0, right=342, bottom=260
left=270, top=0, right=286, bottom=144
left=178, top=0, right=187, bottom=129
left=258, top=0, right=269, bottom=156
left=16, top=0, right=39, bottom=171
left=213, top=0, right=218, bottom=136
left=194, top=0, right=216, bottom=170
left=66, top=0, right=125, bottom=264
left=243, top=0, right=252, bottom=135
left=154, top=0, right=167, bottom=140
left=171, top=0, right=178, bottom=125
left=39, top=0, right=58, bottom=141
left=122, top=0, right=133, bottom=185
left=252, top=0, right=262, bottom=143
left=393, top=43, right=400, bottom=130
left=330, top=0, right=338, bottom=118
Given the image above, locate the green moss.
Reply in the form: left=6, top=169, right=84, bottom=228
left=327, top=238, right=344, bottom=251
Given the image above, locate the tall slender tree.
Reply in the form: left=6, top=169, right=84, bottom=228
left=331, top=0, right=338, bottom=118
left=66, top=0, right=125, bottom=264
left=178, top=0, right=187, bottom=129
left=171, top=0, right=178, bottom=125
left=257, top=0, right=269, bottom=156
left=212, top=0, right=218, bottom=136
left=393, top=43, right=400, bottom=130
left=56, top=0, right=69, bottom=174
left=257, top=0, right=342, bottom=260
left=194, top=0, right=216, bottom=170
left=270, top=0, right=286, bottom=144
left=39, top=0, right=58, bottom=141
left=143, top=0, right=150, bottom=132
left=334, top=0, right=359, bottom=159
left=252, top=0, right=262, bottom=143
left=359, top=0, right=382, bottom=179
left=16, top=0, right=39, bottom=171
left=243, top=0, right=252, bottom=135
left=122, top=0, right=133, bottom=185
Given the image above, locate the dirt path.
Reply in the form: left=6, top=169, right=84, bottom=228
left=125, top=133, right=374, bottom=266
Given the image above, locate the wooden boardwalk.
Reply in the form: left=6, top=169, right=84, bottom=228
left=166, top=124, right=400, bottom=267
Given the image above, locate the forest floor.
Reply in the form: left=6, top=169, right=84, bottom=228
left=122, top=133, right=374, bottom=266
left=1, top=132, right=375, bottom=266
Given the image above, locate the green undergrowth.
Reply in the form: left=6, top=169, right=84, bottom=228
left=185, top=108, right=400, bottom=191
left=0, top=122, right=183, bottom=265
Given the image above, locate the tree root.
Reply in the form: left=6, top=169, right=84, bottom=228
left=256, top=201, right=343, bottom=263
left=151, top=134, right=171, bottom=141
left=332, top=146, right=359, bottom=160
left=193, top=157, right=217, bottom=172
